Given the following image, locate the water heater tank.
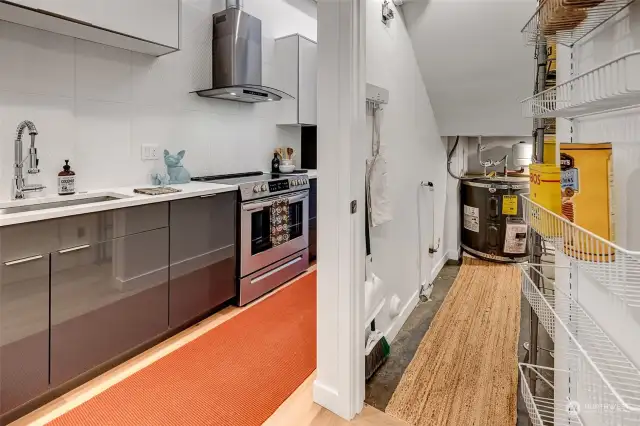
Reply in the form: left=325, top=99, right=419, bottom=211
left=512, top=141, right=533, bottom=167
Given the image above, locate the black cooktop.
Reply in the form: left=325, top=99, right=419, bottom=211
left=192, top=170, right=308, bottom=185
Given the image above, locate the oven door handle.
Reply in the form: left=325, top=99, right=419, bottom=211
left=242, top=193, right=308, bottom=212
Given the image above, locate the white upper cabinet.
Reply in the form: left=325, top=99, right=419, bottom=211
left=8, top=0, right=93, bottom=22
left=275, top=34, right=317, bottom=126
left=0, top=0, right=180, bottom=56
left=93, top=0, right=179, bottom=49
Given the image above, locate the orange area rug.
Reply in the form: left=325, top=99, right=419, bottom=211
left=49, top=271, right=317, bottom=426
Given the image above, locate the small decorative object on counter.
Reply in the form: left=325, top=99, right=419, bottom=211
left=276, top=146, right=296, bottom=173
left=271, top=152, right=280, bottom=173
left=133, top=187, right=182, bottom=195
left=164, top=150, right=191, bottom=184
left=279, top=160, right=295, bottom=173
left=151, top=172, right=170, bottom=187
left=58, top=160, right=76, bottom=195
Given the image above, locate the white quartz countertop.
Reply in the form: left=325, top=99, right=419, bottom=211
left=0, top=182, right=238, bottom=227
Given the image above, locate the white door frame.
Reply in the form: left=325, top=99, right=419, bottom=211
left=314, top=0, right=366, bottom=420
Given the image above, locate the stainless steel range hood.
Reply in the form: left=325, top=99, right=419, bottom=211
left=194, top=0, right=293, bottom=103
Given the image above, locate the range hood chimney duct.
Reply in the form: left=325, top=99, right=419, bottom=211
left=226, top=0, right=243, bottom=8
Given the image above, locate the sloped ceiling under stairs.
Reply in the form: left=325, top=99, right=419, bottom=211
left=400, top=0, right=537, bottom=137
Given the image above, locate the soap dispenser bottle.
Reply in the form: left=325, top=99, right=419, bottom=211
left=58, top=160, right=76, bottom=195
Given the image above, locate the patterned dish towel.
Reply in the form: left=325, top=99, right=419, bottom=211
left=271, top=198, right=290, bottom=247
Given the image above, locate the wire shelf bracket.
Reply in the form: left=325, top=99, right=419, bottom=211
left=521, top=0, right=637, bottom=48
left=521, top=51, right=640, bottom=118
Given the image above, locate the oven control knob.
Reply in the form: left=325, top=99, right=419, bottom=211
left=291, top=180, right=297, bottom=186
left=262, top=184, right=268, bottom=191
left=253, top=185, right=261, bottom=193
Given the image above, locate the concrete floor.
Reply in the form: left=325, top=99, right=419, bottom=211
left=364, top=260, right=552, bottom=426
left=364, top=263, right=459, bottom=411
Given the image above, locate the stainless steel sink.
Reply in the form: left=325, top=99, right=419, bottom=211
left=0, top=195, right=129, bottom=215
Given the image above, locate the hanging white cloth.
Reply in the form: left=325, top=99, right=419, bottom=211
left=366, top=103, right=392, bottom=227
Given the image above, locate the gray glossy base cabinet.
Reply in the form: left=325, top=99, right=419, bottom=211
left=169, top=192, right=236, bottom=328
left=0, top=194, right=238, bottom=414
left=0, top=255, right=49, bottom=415
left=50, top=228, right=169, bottom=386
left=0, top=202, right=169, bottom=414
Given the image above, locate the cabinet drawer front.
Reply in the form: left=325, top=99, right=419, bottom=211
left=169, top=192, right=236, bottom=263
left=169, top=192, right=236, bottom=327
left=0, top=256, right=49, bottom=414
left=169, top=246, right=236, bottom=328
left=0, top=203, right=169, bottom=261
left=0, top=220, right=58, bottom=261
left=50, top=228, right=169, bottom=386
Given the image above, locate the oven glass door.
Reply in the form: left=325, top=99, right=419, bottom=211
left=251, top=201, right=304, bottom=255
left=240, top=191, right=309, bottom=277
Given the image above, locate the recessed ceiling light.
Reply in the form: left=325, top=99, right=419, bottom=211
left=267, top=98, right=273, bottom=101
left=230, top=92, right=237, bottom=96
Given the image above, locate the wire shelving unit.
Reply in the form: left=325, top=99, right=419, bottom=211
left=521, top=195, right=640, bottom=308
left=521, top=51, right=640, bottom=118
left=519, top=363, right=584, bottom=426
left=520, top=1, right=640, bottom=425
left=521, top=265, right=640, bottom=424
left=522, top=0, right=637, bottom=47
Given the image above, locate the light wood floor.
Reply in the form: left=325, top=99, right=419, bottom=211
left=11, top=265, right=404, bottom=426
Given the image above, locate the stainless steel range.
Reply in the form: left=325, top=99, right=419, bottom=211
left=192, top=172, right=310, bottom=305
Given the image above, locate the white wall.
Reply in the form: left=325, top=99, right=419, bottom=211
left=366, top=0, right=448, bottom=341
left=0, top=0, right=317, bottom=199
left=401, top=0, right=536, bottom=137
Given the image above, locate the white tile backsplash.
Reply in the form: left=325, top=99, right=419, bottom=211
left=0, top=22, right=75, bottom=97
left=73, top=100, right=134, bottom=191
left=0, top=0, right=315, bottom=199
left=75, top=40, right=133, bottom=103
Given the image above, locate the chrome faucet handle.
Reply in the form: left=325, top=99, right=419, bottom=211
left=27, top=168, right=40, bottom=174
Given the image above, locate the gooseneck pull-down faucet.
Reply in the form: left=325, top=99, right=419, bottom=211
left=13, top=120, right=45, bottom=199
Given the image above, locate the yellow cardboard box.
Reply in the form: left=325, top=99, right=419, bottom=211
left=529, top=163, right=561, bottom=237
left=530, top=163, right=562, bottom=214
left=560, top=143, right=614, bottom=260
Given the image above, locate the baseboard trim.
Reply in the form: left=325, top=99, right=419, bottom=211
left=447, top=249, right=459, bottom=262
left=313, top=379, right=351, bottom=419
left=384, top=288, right=419, bottom=343
left=430, top=253, right=448, bottom=282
